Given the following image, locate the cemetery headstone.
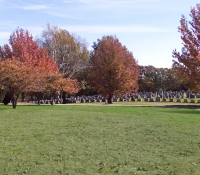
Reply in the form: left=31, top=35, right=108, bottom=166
left=156, top=97, right=160, bottom=102
left=190, top=99, right=195, bottom=103
left=149, top=98, right=154, bottom=102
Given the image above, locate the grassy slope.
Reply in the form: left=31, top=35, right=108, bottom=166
left=0, top=105, right=200, bottom=175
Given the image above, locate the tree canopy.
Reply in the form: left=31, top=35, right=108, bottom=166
left=172, top=4, right=200, bottom=91
left=88, top=35, right=139, bottom=103
left=38, top=24, right=89, bottom=78
left=0, top=28, right=79, bottom=108
left=138, top=66, right=182, bottom=92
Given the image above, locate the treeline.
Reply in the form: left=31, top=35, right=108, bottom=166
left=0, top=25, right=186, bottom=108
left=138, top=66, right=183, bottom=92
left=1, top=4, right=200, bottom=108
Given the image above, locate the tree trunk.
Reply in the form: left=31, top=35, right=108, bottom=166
left=107, top=95, right=113, bottom=104
left=37, top=98, right=40, bottom=105
left=21, top=92, right=25, bottom=102
left=3, top=92, right=11, bottom=105
left=11, top=94, right=19, bottom=109
left=50, top=97, right=54, bottom=105
left=12, top=100, right=17, bottom=109
left=62, top=92, right=67, bottom=104
left=35, top=93, right=40, bottom=105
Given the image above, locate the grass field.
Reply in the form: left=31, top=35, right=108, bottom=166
left=0, top=104, right=200, bottom=175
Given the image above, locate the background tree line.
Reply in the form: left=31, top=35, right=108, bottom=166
left=138, top=66, right=183, bottom=92
left=1, top=4, right=200, bottom=108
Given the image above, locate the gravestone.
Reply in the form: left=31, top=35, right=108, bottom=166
left=147, top=93, right=152, bottom=98
left=186, top=90, right=191, bottom=98
left=96, top=99, right=100, bottom=102
left=156, top=97, right=160, bottom=102
left=131, top=97, right=135, bottom=101
left=196, top=94, right=200, bottom=98
left=163, top=98, right=167, bottom=102
left=113, top=98, right=118, bottom=102
left=89, top=97, right=95, bottom=102
left=149, top=98, right=154, bottom=102
left=85, top=97, right=89, bottom=103
left=190, top=99, right=195, bottom=103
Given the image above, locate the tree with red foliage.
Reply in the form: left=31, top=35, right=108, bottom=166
left=0, top=28, right=81, bottom=107
left=0, top=28, right=58, bottom=72
left=0, top=60, right=33, bottom=108
left=88, top=35, right=139, bottom=104
left=45, top=73, right=80, bottom=105
left=172, top=4, right=200, bottom=91
left=0, top=28, right=59, bottom=108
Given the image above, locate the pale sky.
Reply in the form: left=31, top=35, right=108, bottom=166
left=0, top=0, right=199, bottom=68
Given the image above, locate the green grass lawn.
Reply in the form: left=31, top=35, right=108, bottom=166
left=0, top=105, right=200, bottom=175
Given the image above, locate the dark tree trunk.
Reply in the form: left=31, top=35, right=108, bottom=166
left=35, top=93, right=41, bottom=105
left=12, top=100, right=17, bottom=109
left=3, top=92, right=11, bottom=105
left=107, top=95, right=113, bottom=104
left=11, top=94, right=19, bottom=109
left=50, top=97, right=54, bottom=105
left=21, top=92, right=25, bottom=102
left=62, top=92, right=67, bottom=104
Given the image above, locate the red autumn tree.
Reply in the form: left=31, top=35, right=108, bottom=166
left=45, top=73, right=80, bottom=104
left=0, top=28, right=60, bottom=107
left=0, top=28, right=58, bottom=72
left=0, top=60, right=33, bottom=108
left=172, top=4, right=200, bottom=91
left=0, top=28, right=81, bottom=107
left=88, top=35, right=139, bottom=104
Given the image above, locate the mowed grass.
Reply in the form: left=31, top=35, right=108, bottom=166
left=0, top=105, right=200, bottom=175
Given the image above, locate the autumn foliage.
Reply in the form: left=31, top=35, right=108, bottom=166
left=0, top=28, right=79, bottom=108
left=39, top=24, right=89, bottom=78
left=46, top=73, right=80, bottom=104
left=88, top=35, right=139, bottom=103
left=172, top=4, right=200, bottom=91
left=0, top=60, right=32, bottom=108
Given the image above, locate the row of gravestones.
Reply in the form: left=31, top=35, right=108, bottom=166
left=29, top=91, right=200, bottom=104
left=130, top=90, right=200, bottom=99
left=30, top=97, right=200, bottom=104
left=31, top=99, right=63, bottom=104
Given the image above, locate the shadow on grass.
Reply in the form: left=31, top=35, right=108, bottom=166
left=154, top=105, right=200, bottom=115
left=158, top=105, right=200, bottom=109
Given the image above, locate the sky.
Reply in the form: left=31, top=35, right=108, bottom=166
left=0, top=0, right=199, bottom=68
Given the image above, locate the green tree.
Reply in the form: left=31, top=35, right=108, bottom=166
left=138, top=66, right=182, bottom=92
